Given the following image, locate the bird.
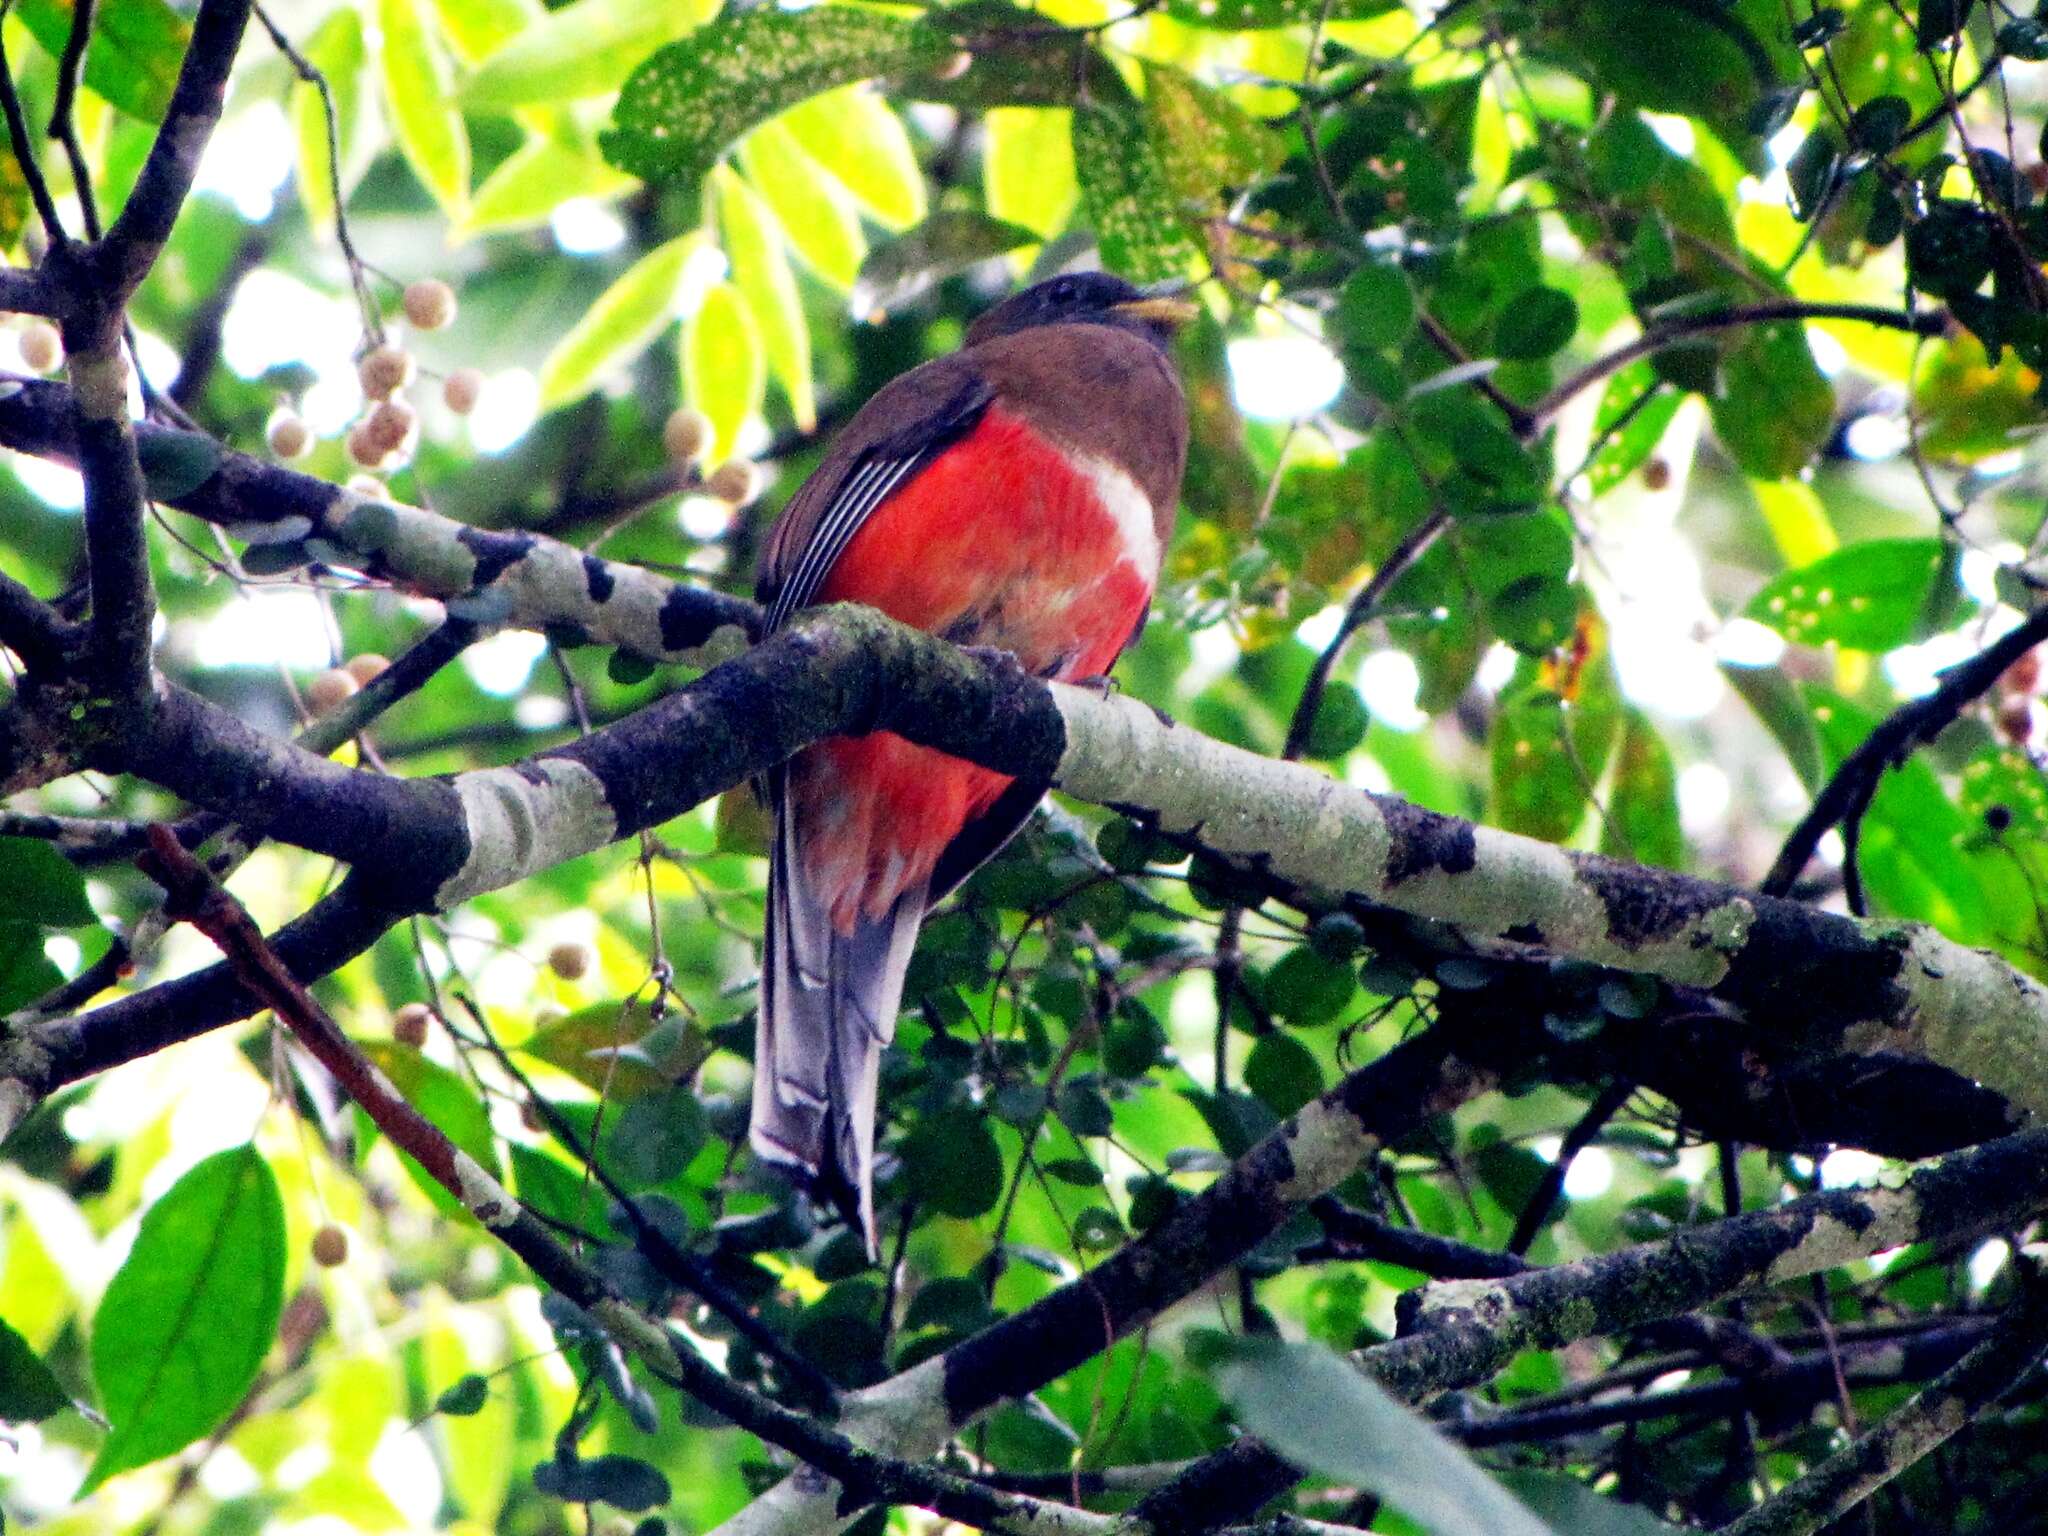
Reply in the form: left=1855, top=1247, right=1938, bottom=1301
left=749, top=271, right=1193, bottom=1256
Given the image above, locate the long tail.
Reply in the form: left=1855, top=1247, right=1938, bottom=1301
left=751, top=786, right=925, bottom=1257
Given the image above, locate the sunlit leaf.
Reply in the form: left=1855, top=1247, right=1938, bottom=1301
left=602, top=8, right=950, bottom=187
left=537, top=233, right=699, bottom=409
left=716, top=167, right=814, bottom=432
left=83, top=1147, right=285, bottom=1493
left=738, top=123, right=866, bottom=291
left=1142, top=61, right=1284, bottom=208
left=683, top=280, right=765, bottom=465
left=1744, top=538, right=1968, bottom=651
left=430, top=0, right=543, bottom=64
left=290, top=7, right=369, bottom=236
left=457, top=131, right=636, bottom=241
left=1165, top=0, right=1401, bottom=26
left=783, top=86, right=927, bottom=231
left=462, top=0, right=707, bottom=108
left=376, top=0, right=471, bottom=219
left=984, top=106, right=1078, bottom=241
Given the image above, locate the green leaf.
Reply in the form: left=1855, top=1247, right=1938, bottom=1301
left=0, top=922, right=64, bottom=1015
left=853, top=210, right=1039, bottom=318
left=1245, top=1034, right=1323, bottom=1116
left=716, top=167, right=814, bottom=432
left=1785, top=127, right=1841, bottom=220
left=537, top=234, right=699, bottom=410
left=1071, top=100, right=1201, bottom=284
left=1214, top=1339, right=1553, bottom=1536
left=15, top=0, right=188, bottom=123
left=1490, top=656, right=1622, bottom=844
left=682, top=280, right=765, bottom=467
left=376, top=0, right=470, bottom=219
left=534, top=1453, right=672, bottom=1511
left=291, top=8, right=369, bottom=236
left=435, top=1373, right=490, bottom=1416
left=521, top=1002, right=708, bottom=1099
left=783, top=86, right=927, bottom=231
left=603, top=1086, right=707, bottom=1188
left=462, top=0, right=704, bottom=107
left=1710, top=322, right=1834, bottom=480
left=1743, top=539, right=1968, bottom=651
left=602, top=8, right=950, bottom=187
left=1850, top=95, right=1912, bottom=154
left=902, top=1109, right=1003, bottom=1218
left=1493, top=286, right=1579, bottom=361
left=357, top=1041, right=502, bottom=1220
left=1337, top=262, right=1417, bottom=352
left=739, top=124, right=867, bottom=291
left=1262, top=946, right=1357, bottom=1025
left=82, top=1147, right=286, bottom=1493
left=1602, top=711, right=1684, bottom=869
left=1142, top=61, right=1283, bottom=207
left=984, top=107, right=1078, bottom=241
left=0, top=836, right=98, bottom=926
left=0, top=1316, right=70, bottom=1421
left=1585, top=371, right=1679, bottom=496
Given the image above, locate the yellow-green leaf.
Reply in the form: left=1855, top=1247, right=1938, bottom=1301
left=538, top=234, right=699, bottom=409
left=292, top=8, right=369, bottom=236
left=1142, top=62, right=1283, bottom=207
left=1071, top=100, right=1201, bottom=284
left=783, top=86, right=926, bottom=230
left=376, top=0, right=471, bottom=220
left=984, top=107, right=1078, bottom=241
left=683, top=280, right=765, bottom=464
left=430, top=0, right=542, bottom=65
left=462, top=0, right=710, bottom=108
left=602, top=7, right=948, bottom=186
left=716, top=166, right=814, bottom=432
left=1751, top=479, right=1837, bottom=568
left=739, top=123, right=866, bottom=291
left=456, top=131, right=634, bottom=240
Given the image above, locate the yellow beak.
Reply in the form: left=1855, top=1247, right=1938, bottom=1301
left=1112, top=294, right=1201, bottom=326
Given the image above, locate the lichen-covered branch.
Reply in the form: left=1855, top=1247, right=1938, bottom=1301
left=1713, top=1289, right=2048, bottom=1536
left=0, top=377, right=757, bottom=664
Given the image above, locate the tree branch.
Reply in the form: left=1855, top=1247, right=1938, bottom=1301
left=1521, top=302, right=1946, bottom=439
left=1713, top=1286, right=2048, bottom=1536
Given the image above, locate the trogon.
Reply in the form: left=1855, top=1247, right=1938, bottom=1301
left=750, top=272, right=1193, bottom=1254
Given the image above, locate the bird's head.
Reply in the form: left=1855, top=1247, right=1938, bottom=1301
left=965, top=272, right=1198, bottom=351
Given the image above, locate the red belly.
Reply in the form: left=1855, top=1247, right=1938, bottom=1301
left=792, top=406, right=1155, bottom=929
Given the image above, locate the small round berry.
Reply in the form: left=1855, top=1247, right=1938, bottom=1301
left=546, top=941, right=591, bottom=981
left=704, top=458, right=761, bottom=507
left=1986, top=803, right=2015, bottom=833
left=346, top=474, right=387, bottom=499
left=19, top=319, right=61, bottom=373
left=358, top=343, right=415, bottom=400
left=2004, top=647, right=2042, bottom=697
left=442, top=366, right=484, bottom=416
left=346, top=423, right=386, bottom=469
left=1998, top=695, right=2035, bottom=745
left=663, top=407, right=713, bottom=466
left=394, top=1001, right=433, bottom=1046
left=267, top=412, right=312, bottom=459
left=344, top=653, right=391, bottom=686
left=1641, top=456, right=1672, bottom=492
left=366, top=398, right=417, bottom=454
left=402, top=278, right=457, bottom=331
left=311, top=1224, right=349, bottom=1267
left=306, top=667, right=359, bottom=713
